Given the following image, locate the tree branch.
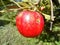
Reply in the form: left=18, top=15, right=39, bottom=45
left=10, top=0, right=22, bottom=8
left=50, top=0, right=54, bottom=30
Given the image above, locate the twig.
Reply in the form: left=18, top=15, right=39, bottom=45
left=50, top=0, right=54, bottom=30
left=0, top=8, right=20, bottom=13
left=1, top=0, right=7, bottom=9
left=11, top=0, right=22, bottom=8
left=1, top=0, right=9, bottom=15
left=30, top=0, right=40, bottom=5
left=34, top=0, right=40, bottom=5
left=0, top=18, right=16, bottom=23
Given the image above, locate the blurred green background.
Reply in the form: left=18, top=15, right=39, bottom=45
left=0, top=0, right=60, bottom=45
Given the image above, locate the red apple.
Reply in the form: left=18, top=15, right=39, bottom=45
left=16, top=10, right=44, bottom=38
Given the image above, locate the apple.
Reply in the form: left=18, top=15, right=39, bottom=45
left=16, top=10, right=44, bottom=38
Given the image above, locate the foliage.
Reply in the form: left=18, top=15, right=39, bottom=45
left=0, top=0, right=60, bottom=45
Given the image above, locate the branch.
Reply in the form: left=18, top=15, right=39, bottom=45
left=10, top=0, right=22, bottom=8
left=50, top=0, right=54, bottom=30
left=50, top=0, right=54, bottom=21
left=1, top=0, right=7, bottom=9
left=0, top=18, right=15, bottom=23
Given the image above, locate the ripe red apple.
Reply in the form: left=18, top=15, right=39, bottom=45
left=16, top=10, right=44, bottom=38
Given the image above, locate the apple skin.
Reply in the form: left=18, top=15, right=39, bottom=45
left=16, top=10, right=44, bottom=38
